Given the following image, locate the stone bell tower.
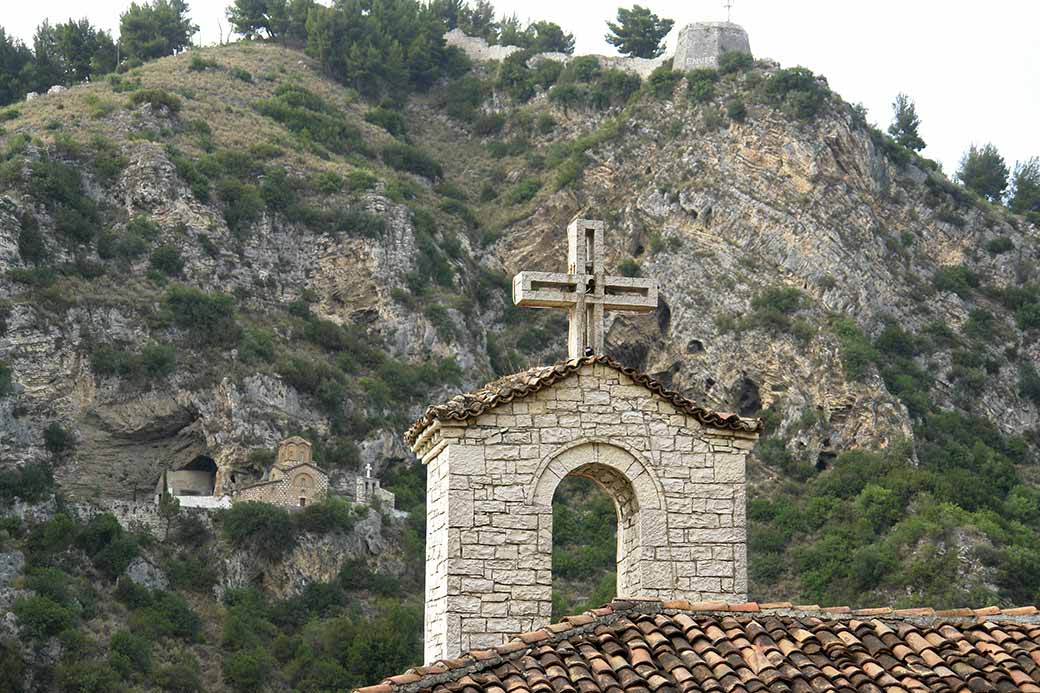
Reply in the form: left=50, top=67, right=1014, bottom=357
left=405, top=218, right=760, bottom=663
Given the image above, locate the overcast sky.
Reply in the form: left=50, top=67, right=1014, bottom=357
left=4, top=0, right=1038, bottom=174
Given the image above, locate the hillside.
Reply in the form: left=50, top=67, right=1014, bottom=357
left=1, top=38, right=1039, bottom=690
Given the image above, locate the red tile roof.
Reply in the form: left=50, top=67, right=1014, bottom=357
left=404, top=355, right=760, bottom=446
left=357, top=600, right=1040, bottom=693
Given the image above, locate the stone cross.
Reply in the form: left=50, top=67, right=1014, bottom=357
left=512, top=218, right=658, bottom=359
left=724, top=0, right=734, bottom=22
left=365, top=463, right=372, bottom=478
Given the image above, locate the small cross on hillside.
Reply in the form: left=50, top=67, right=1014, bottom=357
left=513, top=218, right=658, bottom=359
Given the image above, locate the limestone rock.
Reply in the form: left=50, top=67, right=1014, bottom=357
left=125, top=556, right=169, bottom=590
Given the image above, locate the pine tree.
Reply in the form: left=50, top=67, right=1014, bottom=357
left=498, top=14, right=527, bottom=48
left=605, top=5, right=674, bottom=59
left=887, top=93, right=925, bottom=151
left=460, top=1, right=498, bottom=44
left=119, top=0, right=198, bottom=62
left=958, top=143, right=1009, bottom=203
left=1009, top=158, right=1040, bottom=222
left=526, top=21, right=574, bottom=54
left=227, top=0, right=279, bottom=39
left=429, top=0, right=465, bottom=30
left=0, top=28, right=36, bottom=105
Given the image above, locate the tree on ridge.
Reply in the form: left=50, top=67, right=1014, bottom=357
left=887, top=92, right=925, bottom=151
left=958, top=143, right=1009, bottom=203
left=605, top=4, right=674, bottom=59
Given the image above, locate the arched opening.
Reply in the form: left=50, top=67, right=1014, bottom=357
left=532, top=440, right=666, bottom=618
left=551, top=476, right=618, bottom=619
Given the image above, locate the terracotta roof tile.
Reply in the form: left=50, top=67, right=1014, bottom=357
left=404, top=355, right=760, bottom=446
left=362, top=601, right=1040, bottom=693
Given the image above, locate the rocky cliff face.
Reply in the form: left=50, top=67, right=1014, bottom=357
left=0, top=42, right=1036, bottom=518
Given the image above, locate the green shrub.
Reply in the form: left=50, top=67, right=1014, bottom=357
left=618, top=259, right=640, bottom=277
left=128, top=89, right=182, bottom=114
left=43, top=422, right=76, bottom=457
left=77, top=513, right=138, bottom=579
left=830, top=317, right=877, bottom=380
left=746, top=286, right=803, bottom=333
left=238, top=328, right=274, bottom=364
left=256, top=86, right=367, bottom=155
left=0, top=361, right=12, bottom=396
left=13, top=595, right=76, bottom=637
left=0, top=463, right=54, bottom=502
left=222, top=502, right=296, bottom=561
left=646, top=64, right=681, bottom=98
left=536, top=113, right=557, bottom=133
left=150, top=245, right=184, bottom=276
left=188, top=54, right=219, bottom=71
left=1018, top=304, right=1040, bottom=331
left=686, top=68, right=718, bottom=103
left=346, top=169, right=377, bottom=191
left=760, top=67, right=827, bottom=120
left=90, top=136, right=128, bottom=183
left=109, top=630, right=152, bottom=675
left=365, top=107, right=407, bottom=138
left=128, top=590, right=201, bottom=642
left=154, top=653, right=203, bottom=692
left=278, top=356, right=348, bottom=412
left=166, top=554, right=217, bottom=593
left=1020, top=364, right=1040, bottom=406
left=381, top=143, right=443, bottom=180
left=97, top=227, right=149, bottom=260
left=718, top=51, right=754, bottom=74
left=229, top=67, right=252, bottom=82
left=473, top=113, right=506, bottom=136
left=259, top=166, right=297, bottom=212
left=18, top=215, right=47, bottom=264
left=590, top=70, right=641, bottom=109
left=548, top=83, right=588, bottom=111
left=91, top=342, right=176, bottom=383
left=223, top=647, right=272, bottom=692
left=25, top=514, right=76, bottom=557
left=443, top=75, right=485, bottom=121
left=726, top=98, right=747, bottom=122
left=932, top=265, right=979, bottom=297
left=162, top=286, right=239, bottom=345
left=296, top=497, right=356, bottom=534
left=985, top=236, right=1014, bottom=254
left=496, top=51, right=539, bottom=102
left=28, top=158, right=98, bottom=244
left=215, top=177, right=263, bottom=234
left=506, top=177, right=542, bottom=204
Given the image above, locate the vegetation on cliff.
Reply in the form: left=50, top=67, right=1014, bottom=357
left=0, top=0, right=1039, bottom=689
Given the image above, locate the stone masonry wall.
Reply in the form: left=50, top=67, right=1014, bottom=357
left=444, top=28, right=666, bottom=79
left=69, top=500, right=218, bottom=535
left=672, top=22, right=752, bottom=71
left=418, top=362, right=756, bottom=662
left=236, top=467, right=329, bottom=508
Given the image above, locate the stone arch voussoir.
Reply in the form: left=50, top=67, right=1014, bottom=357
left=528, top=437, right=665, bottom=511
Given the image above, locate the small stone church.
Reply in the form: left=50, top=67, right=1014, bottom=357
left=235, top=436, right=329, bottom=507
left=361, top=217, right=1040, bottom=692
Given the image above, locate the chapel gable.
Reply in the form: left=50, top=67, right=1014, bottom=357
left=408, top=354, right=759, bottom=662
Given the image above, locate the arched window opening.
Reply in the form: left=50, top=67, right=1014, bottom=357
left=551, top=475, right=618, bottom=620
